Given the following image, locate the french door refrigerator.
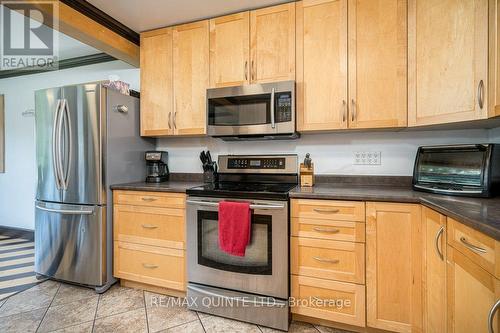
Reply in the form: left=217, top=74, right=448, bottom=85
left=34, top=82, right=154, bottom=292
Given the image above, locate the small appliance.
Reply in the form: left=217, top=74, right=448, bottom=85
left=145, top=151, right=169, bottom=183
left=413, top=144, right=500, bottom=197
left=207, top=81, right=298, bottom=140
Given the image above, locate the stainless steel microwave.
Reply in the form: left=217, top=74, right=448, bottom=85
left=413, top=144, right=500, bottom=197
left=207, top=81, right=297, bottom=140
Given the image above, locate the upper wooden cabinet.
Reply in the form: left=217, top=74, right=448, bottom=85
left=366, top=202, right=422, bottom=333
left=296, top=0, right=348, bottom=131
left=209, top=12, right=250, bottom=88
left=250, top=3, right=296, bottom=83
left=408, top=0, right=489, bottom=126
left=297, top=0, right=407, bottom=132
left=422, top=207, right=447, bottom=333
left=348, top=0, right=407, bottom=129
left=173, top=21, right=209, bottom=136
left=447, top=245, right=500, bottom=333
left=140, top=29, right=173, bottom=136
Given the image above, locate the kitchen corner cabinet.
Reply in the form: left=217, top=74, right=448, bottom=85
left=446, top=245, right=500, bottom=333
left=408, top=0, right=489, bottom=126
left=366, top=202, right=423, bottom=333
left=296, top=0, right=407, bottom=132
left=422, top=207, right=447, bottom=333
left=140, top=29, right=173, bottom=136
left=173, top=20, right=209, bottom=136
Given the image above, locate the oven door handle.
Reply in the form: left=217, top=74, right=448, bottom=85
left=186, top=200, right=285, bottom=210
left=187, top=285, right=287, bottom=308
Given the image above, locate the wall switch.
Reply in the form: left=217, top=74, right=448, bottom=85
left=354, top=151, right=381, bottom=165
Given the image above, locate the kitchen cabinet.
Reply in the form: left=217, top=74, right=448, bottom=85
left=347, top=0, right=407, bottom=129
left=296, top=0, right=407, bottom=132
left=250, top=3, right=295, bottom=83
left=422, top=207, right=447, bottom=333
left=366, top=202, right=423, bottom=333
left=172, top=20, right=209, bottom=136
left=408, top=0, right=489, bottom=126
left=296, top=0, right=348, bottom=131
left=113, top=190, right=186, bottom=294
left=446, top=245, right=500, bottom=333
left=140, top=29, right=173, bottom=136
left=209, top=12, right=250, bottom=88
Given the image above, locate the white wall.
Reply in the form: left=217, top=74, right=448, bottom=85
left=0, top=60, right=139, bottom=230
left=157, top=128, right=496, bottom=176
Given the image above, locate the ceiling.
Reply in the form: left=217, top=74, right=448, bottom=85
left=86, top=0, right=290, bottom=32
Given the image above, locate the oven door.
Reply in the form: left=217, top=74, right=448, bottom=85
left=207, top=81, right=295, bottom=137
left=186, top=197, right=288, bottom=299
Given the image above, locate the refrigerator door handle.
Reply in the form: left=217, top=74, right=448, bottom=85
left=35, top=204, right=94, bottom=215
left=52, top=99, right=62, bottom=189
left=61, top=99, right=72, bottom=190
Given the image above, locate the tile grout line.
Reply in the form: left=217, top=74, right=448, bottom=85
left=144, top=290, right=151, bottom=333
left=196, top=311, right=207, bottom=333
left=35, top=282, right=61, bottom=333
left=91, top=292, right=101, bottom=333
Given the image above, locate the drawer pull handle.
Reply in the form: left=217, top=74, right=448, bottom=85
left=142, top=263, right=158, bottom=269
left=460, top=236, right=487, bottom=254
left=313, top=208, right=340, bottom=214
left=488, top=299, right=500, bottom=333
left=313, top=256, right=340, bottom=264
left=141, top=224, right=158, bottom=229
left=434, top=226, right=445, bottom=261
left=313, top=227, right=340, bottom=234
left=141, top=197, right=158, bottom=202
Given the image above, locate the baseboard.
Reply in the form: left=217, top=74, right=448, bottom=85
left=0, top=225, right=34, bottom=241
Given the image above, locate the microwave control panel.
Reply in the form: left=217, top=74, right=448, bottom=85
left=275, top=92, right=292, bottom=123
left=227, top=157, right=286, bottom=169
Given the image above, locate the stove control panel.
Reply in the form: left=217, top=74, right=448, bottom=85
left=227, top=157, right=286, bottom=169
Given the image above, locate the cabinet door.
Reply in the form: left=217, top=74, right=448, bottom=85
left=296, top=0, right=348, bottom=131
left=348, top=0, right=407, bottom=129
left=140, top=29, right=173, bottom=136
left=422, top=207, right=447, bottom=333
left=173, top=21, right=209, bottom=136
left=408, top=0, right=488, bottom=126
left=447, top=245, right=500, bottom=333
left=209, top=12, right=250, bottom=88
left=250, top=3, right=295, bottom=83
left=366, top=202, right=423, bottom=333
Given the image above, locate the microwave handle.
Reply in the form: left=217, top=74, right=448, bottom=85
left=270, top=88, right=276, bottom=129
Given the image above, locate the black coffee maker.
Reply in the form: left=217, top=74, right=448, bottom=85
left=145, top=151, right=169, bottom=183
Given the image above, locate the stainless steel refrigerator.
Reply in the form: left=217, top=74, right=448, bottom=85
left=34, top=82, right=154, bottom=292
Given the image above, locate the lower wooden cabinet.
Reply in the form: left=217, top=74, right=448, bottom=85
left=291, top=275, right=366, bottom=327
left=366, top=202, right=423, bottom=333
left=446, top=245, right=500, bottom=333
left=422, top=207, right=447, bottom=333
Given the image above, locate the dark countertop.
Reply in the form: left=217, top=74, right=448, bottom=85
left=110, top=181, right=203, bottom=193
left=290, top=184, right=500, bottom=241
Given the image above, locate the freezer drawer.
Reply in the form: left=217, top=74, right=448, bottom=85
left=35, top=201, right=106, bottom=286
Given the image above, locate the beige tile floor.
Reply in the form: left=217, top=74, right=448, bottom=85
left=0, top=280, right=353, bottom=333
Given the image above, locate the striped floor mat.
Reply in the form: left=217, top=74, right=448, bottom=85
left=0, top=234, right=39, bottom=300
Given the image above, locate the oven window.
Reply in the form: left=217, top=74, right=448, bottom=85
left=417, top=150, right=486, bottom=186
left=208, top=94, right=271, bottom=126
left=197, top=211, right=272, bottom=275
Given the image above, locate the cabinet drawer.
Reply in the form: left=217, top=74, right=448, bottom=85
left=291, top=237, right=365, bottom=284
left=113, top=204, right=185, bottom=249
left=291, top=275, right=366, bottom=327
left=447, top=217, right=499, bottom=278
left=291, top=218, right=365, bottom=243
left=113, top=190, right=185, bottom=208
left=291, top=199, right=365, bottom=222
left=114, top=241, right=185, bottom=291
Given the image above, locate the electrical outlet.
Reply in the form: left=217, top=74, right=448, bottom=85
left=353, top=151, right=381, bottom=165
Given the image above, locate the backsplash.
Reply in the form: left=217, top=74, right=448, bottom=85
left=157, top=128, right=500, bottom=176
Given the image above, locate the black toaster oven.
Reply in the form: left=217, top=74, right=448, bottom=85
left=413, top=144, right=500, bottom=197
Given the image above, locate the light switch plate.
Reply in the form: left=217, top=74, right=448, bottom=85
left=354, top=151, right=381, bottom=165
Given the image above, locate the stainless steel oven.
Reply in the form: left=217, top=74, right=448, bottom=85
left=207, top=81, right=297, bottom=140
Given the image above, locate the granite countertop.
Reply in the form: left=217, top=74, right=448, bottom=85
left=290, top=184, right=500, bottom=241
left=110, top=181, right=203, bottom=193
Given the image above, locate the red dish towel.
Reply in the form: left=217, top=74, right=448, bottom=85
left=218, top=201, right=251, bottom=257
